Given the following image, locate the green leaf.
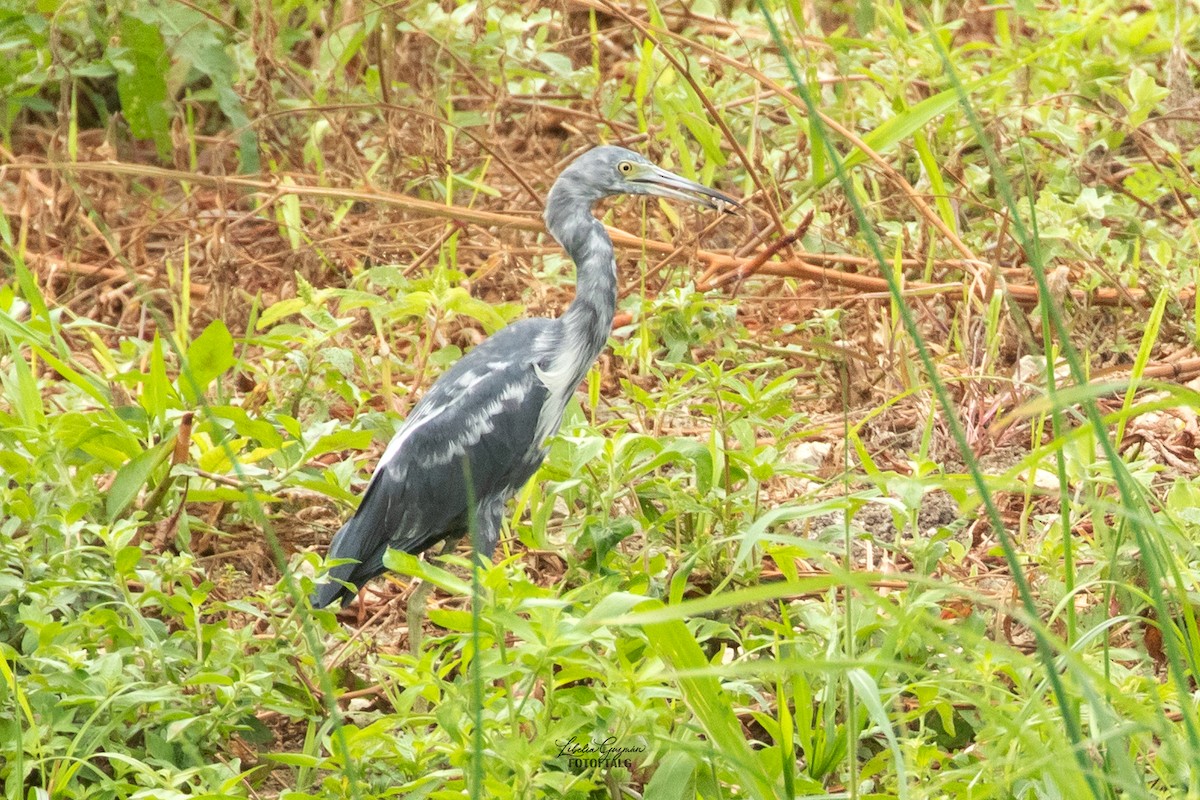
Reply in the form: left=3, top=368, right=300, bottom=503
left=115, top=545, right=142, bottom=576
left=140, top=333, right=170, bottom=422
left=1116, top=287, right=1169, bottom=445
left=913, top=129, right=956, bottom=233
left=829, top=42, right=1059, bottom=190
left=218, top=85, right=261, bottom=173
left=135, top=3, right=260, bottom=171
left=208, top=406, right=284, bottom=448
left=107, top=439, right=172, bottom=520
left=13, top=256, right=48, bottom=322
left=305, top=429, right=374, bottom=461
left=166, top=717, right=199, bottom=740
left=382, top=550, right=471, bottom=596
left=266, top=752, right=324, bottom=768
left=847, top=669, right=909, bottom=799
left=601, top=577, right=842, bottom=626
left=643, top=751, right=697, bottom=800
left=112, top=16, right=172, bottom=157
left=427, top=607, right=474, bottom=631
left=257, top=297, right=307, bottom=329
left=185, top=672, right=235, bottom=687
left=30, top=345, right=113, bottom=409
left=278, top=183, right=303, bottom=251
left=0, top=305, right=48, bottom=349
left=442, top=288, right=508, bottom=331
left=579, top=518, right=635, bottom=572
left=6, top=351, right=43, bottom=428
left=1128, top=66, right=1168, bottom=127
left=183, top=320, right=236, bottom=400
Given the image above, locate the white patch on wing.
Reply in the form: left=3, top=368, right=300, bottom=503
left=453, top=368, right=489, bottom=393
left=425, top=376, right=531, bottom=465
left=377, top=404, right=435, bottom=470
left=376, top=362, right=525, bottom=473
left=533, top=354, right=577, bottom=404
left=498, top=376, right=529, bottom=403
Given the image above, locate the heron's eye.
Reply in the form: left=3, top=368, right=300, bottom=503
left=617, top=161, right=634, bottom=175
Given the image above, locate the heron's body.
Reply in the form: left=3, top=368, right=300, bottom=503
left=313, top=146, right=735, bottom=608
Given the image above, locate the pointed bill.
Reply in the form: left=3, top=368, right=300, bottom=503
left=630, top=164, right=741, bottom=214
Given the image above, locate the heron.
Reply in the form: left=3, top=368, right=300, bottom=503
left=312, top=145, right=739, bottom=610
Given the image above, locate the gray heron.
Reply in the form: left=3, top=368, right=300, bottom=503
left=312, top=145, right=739, bottom=609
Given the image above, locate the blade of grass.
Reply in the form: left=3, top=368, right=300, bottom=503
left=846, top=669, right=907, bottom=800
left=912, top=129, right=956, bottom=233
left=1115, top=286, right=1168, bottom=447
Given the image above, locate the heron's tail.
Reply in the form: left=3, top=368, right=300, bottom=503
left=310, top=566, right=355, bottom=609
left=310, top=515, right=380, bottom=609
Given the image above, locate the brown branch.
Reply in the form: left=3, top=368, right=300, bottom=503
left=702, top=212, right=813, bottom=294
left=9, top=160, right=1158, bottom=310
left=25, top=252, right=210, bottom=298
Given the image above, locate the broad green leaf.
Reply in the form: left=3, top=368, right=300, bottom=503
left=183, top=320, right=236, bottom=400
left=279, top=190, right=303, bottom=251
left=208, top=406, right=284, bottom=448
left=305, top=429, right=374, bottom=461
left=1128, top=66, right=1168, bottom=127
left=197, top=437, right=248, bottom=473
left=427, top=607, right=474, bottom=631
left=642, top=751, right=697, bottom=800
left=443, top=288, right=507, bottom=331
left=107, top=439, right=172, bottom=520
left=837, top=86, right=959, bottom=178
left=382, top=550, right=471, bottom=596
left=847, top=669, right=908, bottom=800
left=187, top=487, right=276, bottom=504
left=257, top=298, right=307, bottom=329
left=135, top=3, right=261, bottom=171
left=827, top=42, right=1062, bottom=191
left=115, top=545, right=142, bottom=576
left=266, top=752, right=324, bottom=768
left=112, top=16, right=171, bottom=157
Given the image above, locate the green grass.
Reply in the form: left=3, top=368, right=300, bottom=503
left=4, top=0, right=1200, bottom=798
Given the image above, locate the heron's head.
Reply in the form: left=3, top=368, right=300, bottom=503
left=554, top=145, right=740, bottom=214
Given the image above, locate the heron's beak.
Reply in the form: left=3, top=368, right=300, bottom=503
left=632, top=165, right=741, bottom=214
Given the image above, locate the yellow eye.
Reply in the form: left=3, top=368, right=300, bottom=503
left=617, top=161, right=633, bottom=175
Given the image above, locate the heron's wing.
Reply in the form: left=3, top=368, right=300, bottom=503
left=376, top=357, right=550, bottom=553
left=321, top=322, right=554, bottom=589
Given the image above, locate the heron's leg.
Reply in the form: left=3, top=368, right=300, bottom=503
left=407, top=533, right=463, bottom=657
left=406, top=580, right=434, bottom=656
left=407, top=503, right=502, bottom=657
left=470, top=498, right=503, bottom=563
left=355, top=585, right=367, bottom=628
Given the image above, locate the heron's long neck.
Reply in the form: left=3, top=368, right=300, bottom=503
left=545, top=200, right=617, bottom=383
